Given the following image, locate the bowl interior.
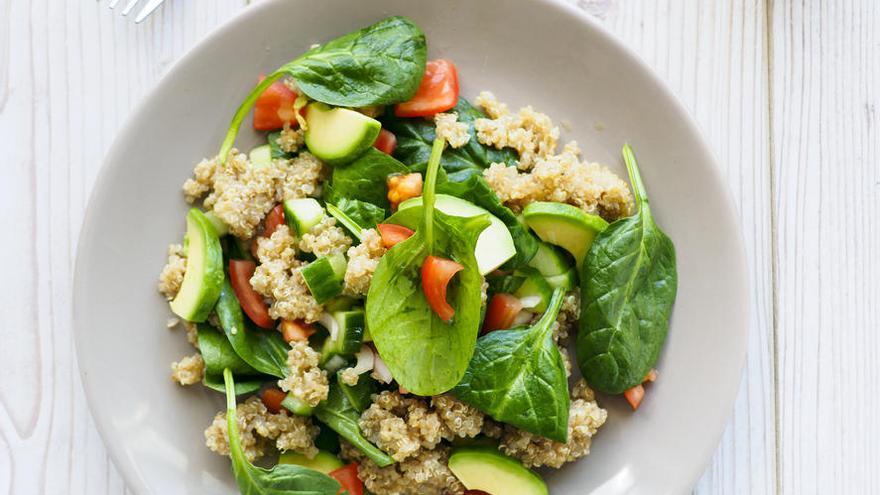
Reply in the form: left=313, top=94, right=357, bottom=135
left=74, top=1, right=748, bottom=493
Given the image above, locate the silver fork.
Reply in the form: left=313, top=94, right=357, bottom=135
left=105, top=0, right=167, bottom=23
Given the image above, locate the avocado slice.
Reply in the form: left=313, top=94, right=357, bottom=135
left=170, top=209, right=224, bottom=322
left=278, top=449, right=343, bottom=474
left=398, top=194, right=516, bottom=274
left=522, top=202, right=608, bottom=267
left=448, top=446, right=548, bottom=495
left=304, top=102, right=381, bottom=165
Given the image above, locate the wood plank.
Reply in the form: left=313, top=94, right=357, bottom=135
left=0, top=1, right=246, bottom=494
left=576, top=1, right=776, bottom=493
left=771, top=1, right=880, bottom=493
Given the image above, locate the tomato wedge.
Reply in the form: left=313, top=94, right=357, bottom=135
left=376, top=224, right=415, bottom=248
left=421, top=255, right=464, bottom=322
left=253, top=75, right=299, bottom=131
left=394, top=59, right=459, bottom=117
left=482, top=293, right=524, bottom=332
left=328, top=463, right=363, bottom=495
left=280, top=319, right=316, bottom=343
left=260, top=387, right=286, bottom=414
left=229, top=259, right=275, bottom=328
left=624, top=384, right=646, bottom=411
left=373, top=129, right=397, bottom=155
left=262, top=204, right=285, bottom=238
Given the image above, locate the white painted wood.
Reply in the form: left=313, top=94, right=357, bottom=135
left=4, top=0, right=878, bottom=493
left=771, top=1, right=880, bottom=494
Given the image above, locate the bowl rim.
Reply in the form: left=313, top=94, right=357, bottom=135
left=73, top=1, right=749, bottom=493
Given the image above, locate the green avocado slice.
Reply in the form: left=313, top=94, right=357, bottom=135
left=170, top=209, right=224, bottom=322
left=522, top=202, right=608, bottom=267
left=448, top=446, right=548, bottom=495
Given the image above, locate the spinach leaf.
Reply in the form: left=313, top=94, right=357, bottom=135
left=327, top=199, right=385, bottom=241
left=198, top=324, right=266, bottom=395
left=268, top=132, right=294, bottom=160
left=436, top=170, right=539, bottom=268
left=383, top=97, right=518, bottom=174
left=314, top=376, right=395, bottom=467
left=366, top=138, right=490, bottom=395
left=576, top=145, right=678, bottom=394
left=215, top=278, right=290, bottom=378
left=337, top=371, right=377, bottom=413
left=222, top=369, right=342, bottom=495
left=325, top=148, right=409, bottom=210
left=453, top=289, right=570, bottom=442
left=220, top=17, right=426, bottom=160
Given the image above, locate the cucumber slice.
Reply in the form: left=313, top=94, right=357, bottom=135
left=249, top=144, right=273, bottom=169
left=513, top=267, right=553, bottom=313
left=320, top=309, right=366, bottom=365
left=301, top=253, right=347, bottom=303
left=528, top=242, right=571, bottom=277
left=283, top=198, right=325, bottom=235
left=545, top=268, right=577, bottom=290
left=281, top=393, right=314, bottom=416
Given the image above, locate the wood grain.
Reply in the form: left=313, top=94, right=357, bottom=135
left=771, top=1, right=880, bottom=493
left=2, top=0, right=877, bottom=493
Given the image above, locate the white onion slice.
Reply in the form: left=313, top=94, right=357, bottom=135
left=349, top=345, right=375, bottom=376
left=518, top=295, right=542, bottom=309
left=371, top=347, right=393, bottom=384
left=319, top=313, right=339, bottom=342
left=511, top=310, right=534, bottom=327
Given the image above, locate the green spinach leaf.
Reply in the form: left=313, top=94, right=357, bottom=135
left=383, top=97, right=518, bottom=174
left=215, top=278, right=290, bottom=379
left=198, top=324, right=266, bottom=395
left=453, top=289, right=570, bottom=442
left=314, top=376, right=395, bottom=467
left=337, top=371, right=377, bottom=413
left=327, top=199, right=386, bottom=241
left=325, top=148, right=409, bottom=210
left=366, top=138, right=490, bottom=396
left=222, top=369, right=342, bottom=495
left=220, top=17, right=426, bottom=160
left=268, top=132, right=294, bottom=160
left=576, top=145, right=678, bottom=394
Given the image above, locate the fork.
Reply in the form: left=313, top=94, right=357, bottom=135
left=105, top=0, right=167, bottom=23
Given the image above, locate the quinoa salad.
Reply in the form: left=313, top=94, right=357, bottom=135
left=159, top=17, right=677, bottom=495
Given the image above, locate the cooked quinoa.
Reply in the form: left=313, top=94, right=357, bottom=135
left=277, top=125, right=305, bottom=154
left=277, top=341, right=329, bottom=407
left=499, top=379, right=607, bottom=468
left=341, top=442, right=465, bottom=495
left=474, top=91, right=559, bottom=170
left=157, top=243, right=186, bottom=300
left=433, top=113, right=470, bottom=148
left=204, top=396, right=319, bottom=462
left=343, top=228, right=386, bottom=296
left=298, top=217, right=352, bottom=257
left=170, top=353, right=204, bottom=386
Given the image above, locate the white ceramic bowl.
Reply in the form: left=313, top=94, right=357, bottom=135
left=74, top=1, right=748, bottom=493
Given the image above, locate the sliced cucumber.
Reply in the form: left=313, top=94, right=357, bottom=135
left=528, top=242, right=571, bottom=276
left=301, top=253, right=347, bottom=303
left=278, top=450, right=344, bottom=474
left=513, top=267, right=553, bottom=313
left=281, top=393, right=314, bottom=416
left=284, top=198, right=325, bottom=235
left=320, top=310, right=366, bottom=365
left=249, top=144, right=273, bottom=169
left=545, top=268, right=577, bottom=290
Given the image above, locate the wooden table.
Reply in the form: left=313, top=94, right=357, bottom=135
left=2, top=1, right=877, bottom=493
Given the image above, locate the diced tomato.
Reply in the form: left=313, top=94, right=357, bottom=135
left=376, top=223, right=415, bottom=248
left=328, top=463, right=363, bottom=495
left=280, top=319, right=316, bottom=343
left=253, top=75, right=299, bottom=131
left=624, top=384, right=645, bottom=411
left=395, top=60, right=459, bottom=117
left=482, top=293, right=524, bottom=333
left=260, top=388, right=286, bottom=414
left=374, top=129, right=397, bottom=155
left=387, top=173, right=423, bottom=211
left=262, top=204, right=285, bottom=238
left=644, top=369, right=658, bottom=382
left=421, top=255, right=464, bottom=322
left=229, top=259, right=275, bottom=329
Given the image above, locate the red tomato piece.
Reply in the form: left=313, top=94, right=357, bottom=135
left=394, top=59, right=459, bottom=117
left=374, top=129, right=398, bottom=155
left=421, top=255, right=464, bottom=322
left=263, top=204, right=285, bottom=238
left=253, top=75, right=299, bottom=131
left=260, top=388, right=286, bottom=414
left=624, top=384, right=645, bottom=411
left=280, top=319, right=316, bottom=343
left=482, top=293, right=524, bottom=332
left=229, top=259, right=275, bottom=329
left=329, top=463, right=363, bottom=495
left=376, top=223, right=415, bottom=248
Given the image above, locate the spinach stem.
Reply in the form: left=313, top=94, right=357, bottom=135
left=535, top=288, right=565, bottom=334
left=622, top=144, right=649, bottom=210
left=422, top=137, right=446, bottom=251
left=222, top=368, right=242, bottom=458
left=219, top=72, right=285, bottom=162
